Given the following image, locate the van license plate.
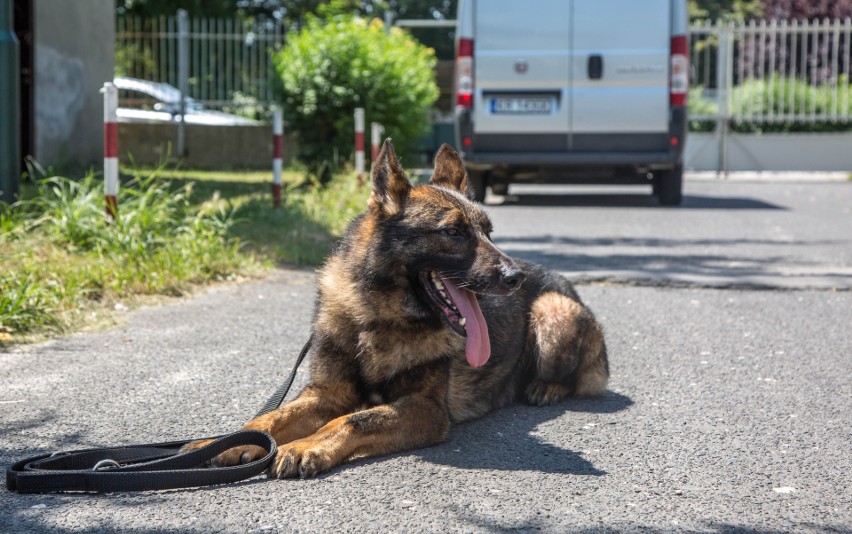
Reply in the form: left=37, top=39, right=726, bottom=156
left=490, top=97, right=552, bottom=114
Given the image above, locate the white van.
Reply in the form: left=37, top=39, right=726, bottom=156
left=454, top=0, right=689, bottom=205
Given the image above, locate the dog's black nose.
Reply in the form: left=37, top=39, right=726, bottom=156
left=502, top=269, right=526, bottom=291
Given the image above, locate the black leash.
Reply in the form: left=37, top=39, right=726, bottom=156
left=254, top=334, right=313, bottom=418
left=6, top=335, right=313, bottom=494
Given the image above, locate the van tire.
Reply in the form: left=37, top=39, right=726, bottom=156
left=469, top=171, right=487, bottom=203
left=491, top=181, right=509, bottom=195
left=656, top=164, right=683, bottom=206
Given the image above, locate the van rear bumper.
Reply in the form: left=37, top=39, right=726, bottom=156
left=463, top=150, right=680, bottom=168
left=455, top=106, right=687, bottom=171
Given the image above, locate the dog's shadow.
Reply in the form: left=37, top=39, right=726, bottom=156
left=413, top=390, right=632, bottom=476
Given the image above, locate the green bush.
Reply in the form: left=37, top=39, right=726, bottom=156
left=688, top=86, right=719, bottom=132
left=274, top=15, right=439, bottom=178
left=688, top=76, right=852, bottom=133
left=730, top=75, right=852, bottom=133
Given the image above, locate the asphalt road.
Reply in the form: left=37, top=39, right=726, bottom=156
left=2, top=177, right=850, bottom=533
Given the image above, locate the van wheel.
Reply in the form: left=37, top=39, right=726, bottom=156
left=656, top=164, right=683, bottom=206
left=491, top=181, right=509, bottom=195
left=468, top=171, right=487, bottom=203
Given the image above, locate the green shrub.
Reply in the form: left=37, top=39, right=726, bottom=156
left=688, top=76, right=852, bottom=133
left=688, top=86, right=719, bottom=132
left=730, top=75, right=852, bottom=133
left=274, top=15, right=439, bottom=178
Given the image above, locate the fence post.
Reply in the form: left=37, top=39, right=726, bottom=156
left=0, top=0, right=20, bottom=204
left=384, top=11, right=393, bottom=35
left=177, top=9, right=189, bottom=158
left=370, top=122, right=383, bottom=165
left=101, top=82, right=119, bottom=220
left=354, top=108, right=365, bottom=185
left=716, top=23, right=733, bottom=176
left=272, top=107, right=283, bottom=209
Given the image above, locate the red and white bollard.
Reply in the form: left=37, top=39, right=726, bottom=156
left=370, top=122, right=383, bottom=165
left=354, top=107, right=365, bottom=186
left=101, top=82, right=119, bottom=220
left=272, top=108, right=283, bottom=209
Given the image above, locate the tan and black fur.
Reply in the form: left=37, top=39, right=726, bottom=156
left=184, top=140, right=609, bottom=478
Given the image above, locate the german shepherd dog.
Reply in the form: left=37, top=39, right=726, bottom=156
left=185, top=140, right=609, bottom=478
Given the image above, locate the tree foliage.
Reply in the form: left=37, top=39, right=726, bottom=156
left=116, top=1, right=457, bottom=26
left=689, top=0, right=764, bottom=21
left=117, top=1, right=459, bottom=59
left=689, top=0, right=852, bottom=21
left=762, top=0, right=852, bottom=20
left=274, top=15, right=439, bottom=179
left=116, top=0, right=237, bottom=17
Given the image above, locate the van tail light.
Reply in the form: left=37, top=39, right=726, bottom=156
left=456, top=38, right=474, bottom=110
left=670, top=35, right=688, bottom=107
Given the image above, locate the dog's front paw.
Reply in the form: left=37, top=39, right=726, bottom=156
left=179, top=439, right=266, bottom=467
left=269, top=441, right=334, bottom=479
left=180, top=438, right=215, bottom=454
left=211, top=445, right=268, bottom=467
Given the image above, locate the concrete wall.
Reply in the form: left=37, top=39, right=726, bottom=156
left=34, top=0, right=113, bottom=168
left=686, top=132, right=852, bottom=172
left=122, top=124, right=852, bottom=172
left=118, top=122, right=297, bottom=169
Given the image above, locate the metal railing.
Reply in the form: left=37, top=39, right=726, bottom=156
left=689, top=18, right=852, bottom=126
left=116, top=13, right=285, bottom=112
left=114, top=14, right=852, bottom=128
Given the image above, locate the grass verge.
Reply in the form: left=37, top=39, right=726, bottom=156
left=1, top=165, right=369, bottom=345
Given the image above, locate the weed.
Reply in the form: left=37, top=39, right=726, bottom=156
left=0, top=168, right=256, bottom=342
left=1, top=164, right=369, bottom=343
left=0, top=271, right=60, bottom=334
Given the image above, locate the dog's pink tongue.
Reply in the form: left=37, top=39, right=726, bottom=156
left=440, top=275, right=491, bottom=368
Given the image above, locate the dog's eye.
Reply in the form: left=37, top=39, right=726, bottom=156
left=444, top=228, right=462, bottom=237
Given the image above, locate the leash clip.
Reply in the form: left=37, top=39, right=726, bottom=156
left=92, top=459, right=121, bottom=471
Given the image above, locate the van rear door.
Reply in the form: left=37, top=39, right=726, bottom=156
left=570, top=0, right=671, bottom=152
left=472, top=0, right=572, bottom=152
left=471, top=0, right=671, bottom=154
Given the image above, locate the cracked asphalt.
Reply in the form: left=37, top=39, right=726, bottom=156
left=2, top=177, right=850, bottom=533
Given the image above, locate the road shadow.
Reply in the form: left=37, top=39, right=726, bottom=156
left=492, top=192, right=786, bottom=210
left=492, top=235, right=845, bottom=283
left=414, top=390, right=632, bottom=476
left=0, top=412, right=96, bottom=468
left=440, top=513, right=842, bottom=534
left=494, top=235, right=837, bottom=249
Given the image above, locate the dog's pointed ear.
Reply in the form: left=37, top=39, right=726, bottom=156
left=430, top=144, right=473, bottom=199
left=369, top=138, right=411, bottom=218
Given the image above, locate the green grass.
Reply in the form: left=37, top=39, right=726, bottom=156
left=138, top=166, right=369, bottom=264
left=0, top=165, right=370, bottom=344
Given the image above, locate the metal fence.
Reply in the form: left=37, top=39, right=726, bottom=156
left=114, top=14, right=852, bottom=128
left=689, top=18, right=852, bottom=126
left=116, top=13, right=285, bottom=112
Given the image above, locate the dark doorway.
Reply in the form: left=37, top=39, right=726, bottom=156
left=14, top=0, right=33, bottom=169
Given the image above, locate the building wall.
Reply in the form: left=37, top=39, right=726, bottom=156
left=34, top=0, right=113, bottom=167
left=118, top=123, right=297, bottom=170
left=685, top=133, right=852, bottom=172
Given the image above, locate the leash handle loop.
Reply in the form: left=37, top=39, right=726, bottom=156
left=7, top=430, right=276, bottom=494
left=7, top=334, right=313, bottom=493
